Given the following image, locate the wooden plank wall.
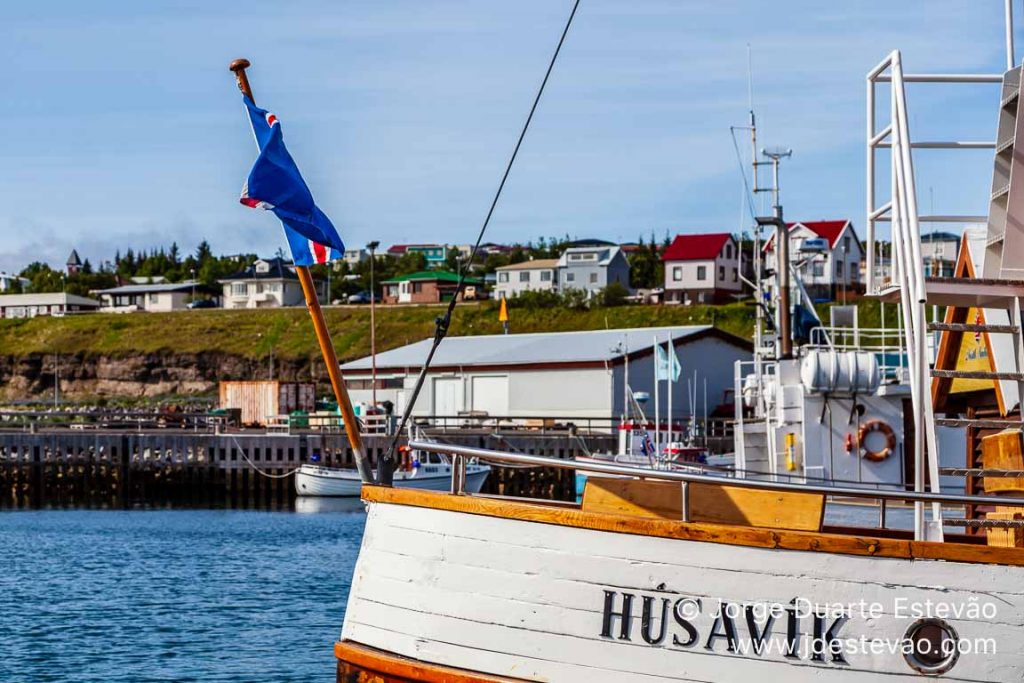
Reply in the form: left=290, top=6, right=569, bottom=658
left=0, top=431, right=612, bottom=508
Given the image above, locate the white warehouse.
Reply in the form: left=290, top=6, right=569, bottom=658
left=340, top=326, right=752, bottom=428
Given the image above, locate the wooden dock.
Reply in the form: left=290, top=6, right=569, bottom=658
left=0, top=430, right=612, bottom=508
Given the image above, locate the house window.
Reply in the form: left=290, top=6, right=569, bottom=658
left=725, top=244, right=732, bottom=259
left=540, top=270, right=552, bottom=282
left=812, top=262, right=824, bottom=277
left=148, top=293, right=158, bottom=304
left=672, top=266, right=682, bottom=281
left=697, top=266, right=707, bottom=281
left=519, top=271, right=530, bottom=282
left=843, top=236, right=851, bottom=251
left=851, top=262, right=860, bottom=280
left=231, top=283, right=246, bottom=296
left=718, top=266, right=725, bottom=281
left=836, top=262, right=844, bottom=278
left=498, top=272, right=509, bottom=283
left=732, top=268, right=738, bottom=282
left=566, top=272, right=575, bottom=282
left=589, top=273, right=598, bottom=284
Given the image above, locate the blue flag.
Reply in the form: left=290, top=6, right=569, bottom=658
left=239, top=95, right=344, bottom=265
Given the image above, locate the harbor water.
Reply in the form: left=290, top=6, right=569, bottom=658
left=0, top=498, right=934, bottom=682
left=1, top=504, right=365, bottom=682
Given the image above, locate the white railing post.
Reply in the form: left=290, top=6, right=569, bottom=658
left=889, top=51, right=944, bottom=541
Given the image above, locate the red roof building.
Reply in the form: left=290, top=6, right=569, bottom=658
left=662, top=232, right=742, bottom=305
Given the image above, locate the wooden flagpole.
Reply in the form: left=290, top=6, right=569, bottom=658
left=229, top=58, right=372, bottom=484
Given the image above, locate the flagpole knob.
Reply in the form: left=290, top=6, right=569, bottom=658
left=229, top=58, right=255, bottom=102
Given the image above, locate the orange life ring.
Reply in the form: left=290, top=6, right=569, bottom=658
left=858, top=419, right=896, bottom=462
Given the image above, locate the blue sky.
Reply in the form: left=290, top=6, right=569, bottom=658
left=0, top=1, right=1015, bottom=271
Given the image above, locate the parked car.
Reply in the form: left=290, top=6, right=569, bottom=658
left=187, top=299, right=217, bottom=309
left=346, top=292, right=371, bottom=304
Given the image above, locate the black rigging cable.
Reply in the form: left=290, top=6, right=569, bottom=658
left=377, top=0, right=581, bottom=485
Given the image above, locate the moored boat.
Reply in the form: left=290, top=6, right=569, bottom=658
left=295, top=456, right=490, bottom=497
left=333, top=3, right=1024, bottom=681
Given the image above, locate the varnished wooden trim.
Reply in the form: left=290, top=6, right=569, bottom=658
left=335, top=640, right=526, bottom=682
left=360, top=485, right=1024, bottom=567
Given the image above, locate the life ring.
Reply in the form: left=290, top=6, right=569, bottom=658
left=858, top=419, right=896, bottom=462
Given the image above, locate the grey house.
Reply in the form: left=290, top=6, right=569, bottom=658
left=556, top=246, right=630, bottom=297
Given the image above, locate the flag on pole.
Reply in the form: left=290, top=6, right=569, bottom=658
left=238, top=95, right=345, bottom=266
left=655, top=339, right=682, bottom=382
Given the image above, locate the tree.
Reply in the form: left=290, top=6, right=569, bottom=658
left=597, top=281, right=630, bottom=307
left=444, top=248, right=463, bottom=274
left=627, top=232, right=662, bottom=289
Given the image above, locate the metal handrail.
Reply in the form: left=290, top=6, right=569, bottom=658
left=410, top=440, right=1024, bottom=510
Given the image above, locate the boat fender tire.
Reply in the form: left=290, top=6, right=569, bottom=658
left=859, top=419, right=896, bottom=462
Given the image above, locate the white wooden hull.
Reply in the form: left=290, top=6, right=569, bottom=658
left=295, top=464, right=490, bottom=497
left=342, top=499, right=1024, bottom=681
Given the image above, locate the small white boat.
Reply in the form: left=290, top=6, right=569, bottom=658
left=295, top=450, right=491, bottom=497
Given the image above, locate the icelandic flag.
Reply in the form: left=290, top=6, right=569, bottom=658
left=238, top=95, right=344, bottom=265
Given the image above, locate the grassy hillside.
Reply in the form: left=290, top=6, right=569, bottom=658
left=0, top=301, right=760, bottom=361
left=0, top=298, right=893, bottom=361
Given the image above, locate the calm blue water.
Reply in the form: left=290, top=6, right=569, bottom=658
left=0, top=503, right=366, bottom=682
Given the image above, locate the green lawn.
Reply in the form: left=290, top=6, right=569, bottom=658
left=0, top=297, right=891, bottom=361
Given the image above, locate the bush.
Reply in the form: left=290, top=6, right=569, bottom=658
left=560, top=288, right=590, bottom=311
left=596, top=281, right=630, bottom=307
left=508, top=289, right=562, bottom=309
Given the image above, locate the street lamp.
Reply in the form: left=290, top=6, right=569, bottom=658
left=367, top=240, right=380, bottom=411
left=190, top=267, right=196, bottom=303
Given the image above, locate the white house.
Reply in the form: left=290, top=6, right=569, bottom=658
left=494, top=259, right=559, bottom=299
left=219, top=257, right=317, bottom=309
left=661, top=232, right=741, bottom=304
left=340, top=326, right=751, bottom=427
left=921, top=230, right=961, bottom=277
left=343, top=249, right=368, bottom=267
left=765, top=219, right=864, bottom=300
left=0, top=272, right=29, bottom=293
left=556, top=246, right=630, bottom=297
left=96, top=281, right=198, bottom=312
left=0, top=292, right=100, bottom=318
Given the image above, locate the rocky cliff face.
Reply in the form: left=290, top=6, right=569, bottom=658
left=0, top=352, right=317, bottom=400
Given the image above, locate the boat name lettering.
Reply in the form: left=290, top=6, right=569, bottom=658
left=600, top=590, right=848, bottom=664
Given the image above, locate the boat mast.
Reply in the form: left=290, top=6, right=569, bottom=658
left=746, top=45, right=764, bottom=360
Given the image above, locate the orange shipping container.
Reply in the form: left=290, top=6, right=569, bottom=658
left=219, top=381, right=316, bottom=427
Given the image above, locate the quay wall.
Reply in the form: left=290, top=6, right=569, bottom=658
left=0, top=430, right=612, bottom=508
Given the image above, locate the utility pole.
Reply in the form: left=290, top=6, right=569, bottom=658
left=367, top=240, right=380, bottom=411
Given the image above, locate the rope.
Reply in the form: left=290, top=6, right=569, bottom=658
left=227, top=434, right=300, bottom=479
left=379, top=0, right=582, bottom=484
